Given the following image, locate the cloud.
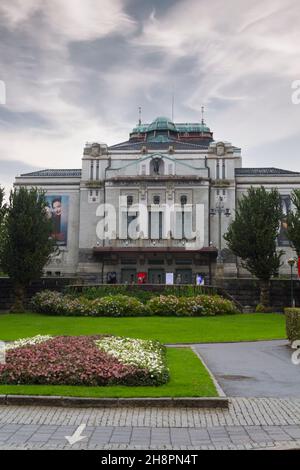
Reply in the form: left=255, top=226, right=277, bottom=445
left=0, top=0, right=300, bottom=196
left=0, top=0, right=136, bottom=44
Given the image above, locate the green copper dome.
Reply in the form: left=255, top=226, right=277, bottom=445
left=147, top=116, right=177, bottom=133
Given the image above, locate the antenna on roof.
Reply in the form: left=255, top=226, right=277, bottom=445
left=201, top=105, right=205, bottom=124
left=171, top=91, right=175, bottom=121
left=138, top=106, right=142, bottom=125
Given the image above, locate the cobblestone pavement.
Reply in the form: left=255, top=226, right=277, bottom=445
left=0, top=398, right=300, bottom=450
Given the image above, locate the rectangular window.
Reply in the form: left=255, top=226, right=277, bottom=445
left=96, top=162, right=99, bottom=180
left=149, top=211, right=163, bottom=239
left=127, top=212, right=137, bottom=238
left=148, top=259, right=164, bottom=265
left=222, top=159, right=226, bottom=179
left=216, top=160, right=220, bottom=179
left=90, top=161, right=94, bottom=180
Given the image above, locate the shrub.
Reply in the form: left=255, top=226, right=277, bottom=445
left=146, top=294, right=238, bottom=316
left=89, top=295, right=148, bottom=317
left=285, top=308, right=300, bottom=342
left=64, top=285, right=218, bottom=303
left=146, top=295, right=180, bottom=316
left=31, top=291, right=238, bottom=317
left=255, top=303, right=273, bottom=313
left=66, top=285, right=156, bottom=303
left=30, top=290, right=91, bottom=316
left=193, top=295, right=239, bottom=316
left=31, top=291, right=147, bottom=317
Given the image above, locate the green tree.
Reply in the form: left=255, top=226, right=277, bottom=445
left=286, top=189, right=300, bottom=256
left=224, top=186, right=283, bottom=307
left=0, top=187, right=55, bottom=311
left=0, top=186, right=6, bottom=225
left=0, top=186, right=7, bottom=273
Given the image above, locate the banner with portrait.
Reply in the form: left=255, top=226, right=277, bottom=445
left=278, top=195, right=291, bottom=247
left=45, top=195, right=69, bottom=246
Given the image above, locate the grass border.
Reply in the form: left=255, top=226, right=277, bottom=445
left=0, top=348, right=218, bottom=399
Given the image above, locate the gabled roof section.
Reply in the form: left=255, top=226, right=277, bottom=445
left=20, top=169, right=82, bottom=178
left=235, top=167, right=300, bottom=176
left=108, top=138, right=212, bottom=152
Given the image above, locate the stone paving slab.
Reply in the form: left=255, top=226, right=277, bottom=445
left=0, top=398, right=299, bottom=449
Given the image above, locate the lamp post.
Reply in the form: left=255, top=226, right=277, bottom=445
left=210, top=195, right=231, bottom=264
left=287, top=258, right=297, bottom=308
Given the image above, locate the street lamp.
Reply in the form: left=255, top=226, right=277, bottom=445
left=287, top=258, right=297, bottom=307
left=210, top=195, right=231, bottom=264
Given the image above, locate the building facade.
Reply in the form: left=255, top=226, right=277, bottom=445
left=15, top=116, right=300, bottom=283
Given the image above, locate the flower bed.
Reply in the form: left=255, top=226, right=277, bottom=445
left=31, top=290, right=238, bottom=317
left=0, top=335, right=169, bottom=386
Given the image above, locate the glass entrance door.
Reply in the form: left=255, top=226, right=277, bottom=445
left=175, top=269, right=192, bottom=284
left=148, top=269, right=165, bottom=284
left=121, top=269, right=136, bottom=284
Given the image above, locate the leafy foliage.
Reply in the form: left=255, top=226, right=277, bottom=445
left=0, top=186, right=7, bottom=270
left=286, top=189, right=300, bottom=256
left=285, top=308, right=300, bottom=342
left=31, top=290, right=238, bottom=317
left=0, top=186, right=6, bottom=227
left=224, top=186, right=283, bottom=281
left=0, top=187, right=55, bottom=288
left=65, top=284, right=217, bottom=303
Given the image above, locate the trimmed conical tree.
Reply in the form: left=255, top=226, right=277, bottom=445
left=224, top=186, right=283, bottom=307
left=0, top=187, right=55, bottom=311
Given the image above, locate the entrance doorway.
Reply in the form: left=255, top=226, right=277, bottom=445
left=175, top=269, right=192, bottom=284
left=148, top=269, right=165, bottom=284
left=121, top=269, right=136, bottom=284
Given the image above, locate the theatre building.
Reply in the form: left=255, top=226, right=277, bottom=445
left=15, top=116, right=300, bottom=283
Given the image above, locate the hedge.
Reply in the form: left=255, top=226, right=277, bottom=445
left=64, top=285, right=216, bottom=303
left=30, top=290, right=239, bottom=317
left=285, top=308, right=300, bottom=342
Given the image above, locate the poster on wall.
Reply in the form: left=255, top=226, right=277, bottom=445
left=45, top=195, right=69, bottom=246
left=166, top=273, right=174, bottom=285
left=277, top=195, right=291, bottom=247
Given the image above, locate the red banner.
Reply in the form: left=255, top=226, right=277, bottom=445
left=137, top=272, right=147, bottom=284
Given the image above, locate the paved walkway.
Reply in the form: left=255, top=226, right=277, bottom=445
left=194, top=340, right=300, bottom=398
left=1, top=340, right=299, bottom=449
left=0, top=398, right=300, bottom=449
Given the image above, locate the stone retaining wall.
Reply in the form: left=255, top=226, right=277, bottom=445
left=0, top=277, right=299, bottom=311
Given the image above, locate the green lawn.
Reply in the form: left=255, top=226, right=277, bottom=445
left=0, top=312, right=285, bottom=343
left=0, top=348, right=217, bottom=398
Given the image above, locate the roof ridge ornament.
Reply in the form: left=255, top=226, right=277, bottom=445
left=201, top=105, right=205, bottom=125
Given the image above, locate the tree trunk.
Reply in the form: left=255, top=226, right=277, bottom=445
left=259, top=279, right=270, bottom=308
left=10, top=284, right=26, bottom=313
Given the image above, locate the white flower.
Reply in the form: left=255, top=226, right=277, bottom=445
left=95, top=336, right=168, bottom=378
left=6, top=335, right=52, bottom=350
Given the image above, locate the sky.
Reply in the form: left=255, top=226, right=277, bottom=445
left=0, top=0, right=300, bottom=195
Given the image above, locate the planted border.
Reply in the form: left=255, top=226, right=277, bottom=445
left=0, top=335, right=169, bottom=387
left=30, top=291, right=239, bottom=317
